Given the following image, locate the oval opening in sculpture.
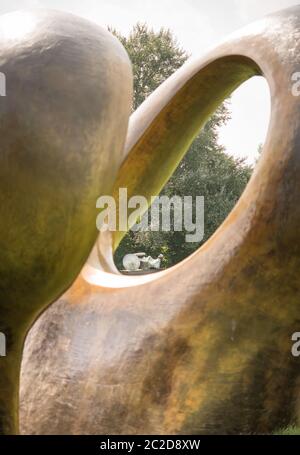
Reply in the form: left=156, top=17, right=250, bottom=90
left=84, top=69, right=271, bottom=288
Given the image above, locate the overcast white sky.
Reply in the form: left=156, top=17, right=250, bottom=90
left=1, top=0, right=299, bottom=163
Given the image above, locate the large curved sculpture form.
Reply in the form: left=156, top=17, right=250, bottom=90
left=0, top=10, right=132, bottom=434
left=1, top=5, right=298, bottom=434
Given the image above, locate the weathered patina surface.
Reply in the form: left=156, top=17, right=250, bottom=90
left=0, top=9, right=132, bottom=434
left=18, top=5, right=300, bottom=434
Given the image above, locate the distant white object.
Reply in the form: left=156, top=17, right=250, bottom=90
left=122, top=253, right=163, bottom=271
left=147, top=254, right=164, bottom=269
left=140, top=254, right=164, bottom=270
left=122, top=254, right=141, bottom=271
left=140, top=256, right=150, bottom=270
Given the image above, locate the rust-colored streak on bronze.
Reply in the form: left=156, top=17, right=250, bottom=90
left=20, top=6, right=300, bottom=434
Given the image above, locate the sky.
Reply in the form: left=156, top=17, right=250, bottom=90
left=0, top=0, right=299, bottom=163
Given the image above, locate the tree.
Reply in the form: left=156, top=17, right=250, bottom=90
left=110, top=23, right=188, bottom=110
left=112, top=24, right=252, bottom=269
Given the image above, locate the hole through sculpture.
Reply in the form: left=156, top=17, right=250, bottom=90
left=113, top=77, right=270, bottom=271
left=8, top=5, right=300, bottom=434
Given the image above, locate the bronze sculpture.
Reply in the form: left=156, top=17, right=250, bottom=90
left=1, top=5, right=300, bottom=435
left=0, top=9, right=132, bottom=434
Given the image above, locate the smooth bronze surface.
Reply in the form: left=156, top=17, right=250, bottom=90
left=19, top=5, right=300, bottom=434
left=0, top=9, right=132, bottom=434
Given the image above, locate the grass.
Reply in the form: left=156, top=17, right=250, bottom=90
left=275, top=426, right=300, bottom=435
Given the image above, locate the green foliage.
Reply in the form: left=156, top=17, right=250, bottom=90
left=112, top=24, right=253, bottom=269
left=110, top=23, right=188, bottom=110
